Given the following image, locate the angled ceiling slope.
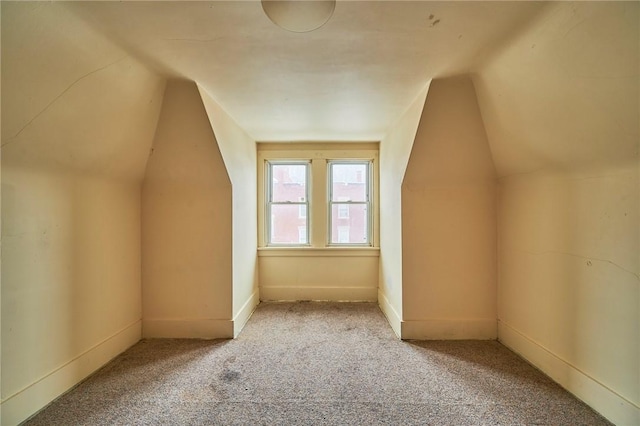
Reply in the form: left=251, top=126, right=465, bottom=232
left=64, top=1, right=546, bottom=142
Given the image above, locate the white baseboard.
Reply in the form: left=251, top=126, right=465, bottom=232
left=1, top=320, right=141, bottom=426
left=233, top=289, right=260, bottom=337
left=378, top=289, right=401, bottom=338
left=260, top=286, right=377, bottom=302
left=498, top=320, right=639, bottom=426
left=142, top=318, right=233, bottom=339
left=401, top=318, right=497, bottom=340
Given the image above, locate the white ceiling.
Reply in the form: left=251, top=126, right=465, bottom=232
left=65, top=1, right=547, bottom=142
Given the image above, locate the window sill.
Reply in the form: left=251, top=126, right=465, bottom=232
left=257, top=247, right=380, bottom=257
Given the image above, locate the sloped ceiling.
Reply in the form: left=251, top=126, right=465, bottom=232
left=64, top=1, right=546, bottom=142
left=475, top=1, right=639, bottom=176
left=1, top=1, right=166, bottom=180
left=3, top=1, right=636, bottom=171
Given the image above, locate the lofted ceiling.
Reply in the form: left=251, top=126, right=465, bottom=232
left=63, top=1, right=547, bottom=142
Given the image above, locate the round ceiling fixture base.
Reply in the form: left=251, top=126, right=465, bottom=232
left=261, top=0, right=336, bottom=33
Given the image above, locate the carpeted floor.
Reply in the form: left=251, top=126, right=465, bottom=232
left=26, top=302, right=611, bottom=425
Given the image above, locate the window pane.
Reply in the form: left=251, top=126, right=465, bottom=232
left=330, top=203, right=368, bottom=244
left=337, top=226, right=350, bottom=243
left=271, top=164, right=307, bottom=202
left=331, top=163, right=367, bottom=202
left=298, top=226, right=306, bottom=243
left=270, top=204, right=307, bottom=244
left=338, top=204, right=349, bottom=219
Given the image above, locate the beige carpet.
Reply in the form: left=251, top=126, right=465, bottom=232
left=26, top=302, right=611, bottom=425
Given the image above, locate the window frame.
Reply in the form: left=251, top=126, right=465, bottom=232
left=257, top=143, right=379, bottom=250
left=327, top=160, right=373, bottom=247
left=265, top=160, right=311, bottom=247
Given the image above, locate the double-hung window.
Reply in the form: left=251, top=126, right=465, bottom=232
left=266, top=161, right=310, bottom=245
left=328, top=161, right=372, bottom=246
left=259, top=144, right=378, bottom=249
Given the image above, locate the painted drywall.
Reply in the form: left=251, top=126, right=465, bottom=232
left=1, top=3, right=164, bottom=181
left=475, top=2, right=638, bottom=177
left=199, top=87, right=259, bottom=336
left=497, top=168, right=638, bottom=424
left=1, top=170, right=146, bottom=424
left=378, top=84, right=429, bottom=336
left=1, top=3, right=164, bottom=424
left=259, top=250, right=379, bottom=302
left=475, top=2, right=639, bottom=423
left=401, top=76, right=497, bottom=340
left=64, top=1, right=546, bottom=143
left=141, top=80, right=233, bottom=339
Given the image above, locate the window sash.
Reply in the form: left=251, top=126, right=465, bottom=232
left=328, top=160, right=372, bottom=246
left=266, top=161, right=310, bottom=246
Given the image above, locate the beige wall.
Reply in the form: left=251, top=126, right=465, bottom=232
left=475, top=2, right=639, bottom=424
left=378, top=84, right=429, bottom=336
left=401, top=76, right=497, bottom=340
left=142, top=80, right=233, bottom=338
left=259, top=249, right=379, bottom=302
left=199, top=87, right=259, bottom=336
left=1, top=3, right=164, bottom=424
left=497, top=168, right=638, bottom=423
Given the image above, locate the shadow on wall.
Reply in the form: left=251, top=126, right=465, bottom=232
left=400, top=75, right=497, bottom=340
left=141, top=80, right=233, bottom=339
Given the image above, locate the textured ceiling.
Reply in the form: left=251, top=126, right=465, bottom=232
left=65, top=1, right=546, bottom=142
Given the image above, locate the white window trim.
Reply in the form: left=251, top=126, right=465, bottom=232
left=265, top=160, right=310, bottom=247
left=257, top=143, right=379, bottom=249
left=328, top=160, right=373, bottom=246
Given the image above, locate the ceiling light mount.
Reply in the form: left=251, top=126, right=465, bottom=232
left=261, top=0, right=336, bottom=33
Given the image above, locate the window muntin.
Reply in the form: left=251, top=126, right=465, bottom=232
left=266, top=161, right=310, bottom=245
left=328, top=161, right=372, bottom=246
